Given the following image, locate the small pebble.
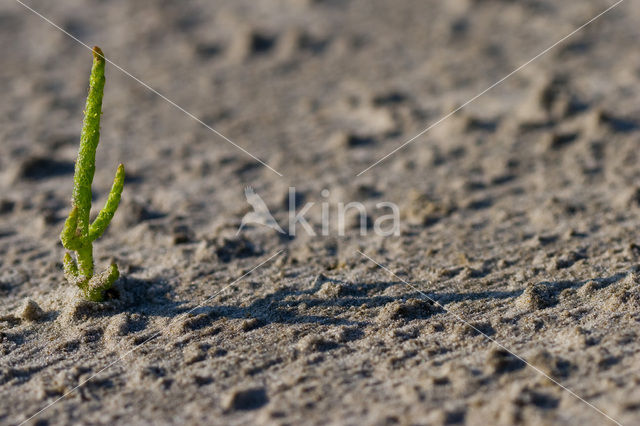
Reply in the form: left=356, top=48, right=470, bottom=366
left=17, top=298, right=45, bottom=321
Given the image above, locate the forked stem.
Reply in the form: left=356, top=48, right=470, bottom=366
left=60, top=46, right=124, bottom=302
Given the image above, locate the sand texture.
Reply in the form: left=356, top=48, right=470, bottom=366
left=1, top=0, right=640, bottom=425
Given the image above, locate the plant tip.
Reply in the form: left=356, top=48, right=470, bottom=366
left=92, top=46, right=104, bottom=61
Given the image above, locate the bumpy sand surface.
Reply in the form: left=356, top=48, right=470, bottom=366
left=1, top=0, right=640, bottom=425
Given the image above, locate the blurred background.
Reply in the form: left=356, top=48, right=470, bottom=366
left=1, top=0, right=639, bottom=275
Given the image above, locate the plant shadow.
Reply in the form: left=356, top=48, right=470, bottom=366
left=95, top=270, right=630, bottom=334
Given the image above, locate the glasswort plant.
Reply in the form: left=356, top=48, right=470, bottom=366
left=61, top=46, right=125, bottom=302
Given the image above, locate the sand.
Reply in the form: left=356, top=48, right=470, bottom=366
left=1, top=0, right=639, bottom=424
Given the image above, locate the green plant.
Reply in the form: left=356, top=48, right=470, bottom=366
left=61, top=46, right=125, bottom=302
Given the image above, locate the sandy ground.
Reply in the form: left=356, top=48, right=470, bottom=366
left=1, top=0, right=640, bottom=424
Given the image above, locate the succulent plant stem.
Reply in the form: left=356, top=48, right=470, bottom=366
left=60, top=46, right=125, bottom=302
